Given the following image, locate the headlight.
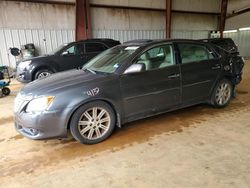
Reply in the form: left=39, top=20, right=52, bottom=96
left=14, top=93, right=33, bottom=113
left=18, top=60, right=32, bottom=70
left=26, top=96, right=54, bottom=113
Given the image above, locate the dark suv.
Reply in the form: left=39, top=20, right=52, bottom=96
left=16, top=38, right=120, bottom=82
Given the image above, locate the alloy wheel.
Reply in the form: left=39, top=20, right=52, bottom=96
left=38, top=72, right=51, bottom=79
left=77, top=107, right=111, bottom=140
left=215, top=82, right=231, bottom=106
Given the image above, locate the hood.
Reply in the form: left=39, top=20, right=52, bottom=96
left=21, top=69, right=107, bottom=95
left=18, top=55, right=51, bottom=64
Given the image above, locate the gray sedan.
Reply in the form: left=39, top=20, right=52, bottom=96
left=14, top=39, right=244, bottom=144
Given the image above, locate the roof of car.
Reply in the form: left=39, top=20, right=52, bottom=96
left=199, top=38, right=233, bottom=42
left=80, top=38, right=120, bottom=43
left=67, top=38, right=120, bottom=47
left=122, top=39, right=206, bottom=47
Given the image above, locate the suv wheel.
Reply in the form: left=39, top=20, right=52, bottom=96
left=2, top=87, right=10, bottom=96
left=211, top=79, right=233, bottom=108
left=35, top=69, right=53, bottom=80
left=70, top=101, right=116, bottom=144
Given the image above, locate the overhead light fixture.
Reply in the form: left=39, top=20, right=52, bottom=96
left=239, top=27, right=250, bottom=31
left=223, top=30, right=237, bottom=33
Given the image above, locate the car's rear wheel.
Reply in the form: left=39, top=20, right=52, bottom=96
left=35, top=69, right=53, bottom=80
left=70, top=101, right=116, bottom=144
left=2, top=87, right=10, bottom=96
left=211, top=79, right=233, bottom=108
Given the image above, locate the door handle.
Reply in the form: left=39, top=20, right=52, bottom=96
left=212, top=65, right=221, bottom=70
left=168, top=73, right=180, bottom=79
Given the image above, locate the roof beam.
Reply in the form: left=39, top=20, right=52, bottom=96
left=3, top=0, right=75, bottom=6
left=90, top=4, right=220, bottom=16
left=227, top=7, right=250, bottom=19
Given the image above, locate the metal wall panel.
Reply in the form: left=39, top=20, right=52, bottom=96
left=0, top=28, right=75, bottom=68
left=172, top=0, right=220, bottom=13
left=172, top=30, right=210, bottom=39
left=93, top=29, right=166, bottom=43
left=93, top=29, right=210, bottom=41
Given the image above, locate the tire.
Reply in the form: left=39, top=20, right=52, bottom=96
left=2, top=87, right=10, bottom=96
left=34, top=69, right=53, bottom=80
left=211, top=79, right=233, bottom=108
left=70, top=101, right=116, bottom=144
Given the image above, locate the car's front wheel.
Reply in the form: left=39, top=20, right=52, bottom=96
left=211, top=79, right=233, bottom=108
left=34, top=69, right=53, bottom=80
left=70, top=101, right=116, bottom=144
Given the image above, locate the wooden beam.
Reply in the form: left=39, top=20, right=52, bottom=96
left=90, top=4, right=220, bottom=16
left=3, top=0, right=75, bottom=6
left=75, top=0, right=92, bottom=41
left=166, top=0, right=172, bottom=39
left=172, top=10, right=219, bottom=16
left=219, top=0, right=228, bottom=38
left=227, top=7, right=250, bottom=19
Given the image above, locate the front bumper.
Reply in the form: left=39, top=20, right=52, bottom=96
left=16, top=67, right=32, bottom=83
left=14, top=108, right=73, bottom=140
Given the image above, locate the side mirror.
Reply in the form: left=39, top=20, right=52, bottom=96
left=61, top=51, right=69, bottom=56
left=124, top=63, right=145, bottom=74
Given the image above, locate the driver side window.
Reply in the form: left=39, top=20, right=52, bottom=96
left=134, top=45, right=174, bottom=71
left=61, top=45, right=76, bottom=55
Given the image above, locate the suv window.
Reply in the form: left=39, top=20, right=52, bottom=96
left=62, top=45, right=76, bottom=55
left=134, top=45, right=174, bottom=71
left=178, top=44, right=214, bottom=64
left=61, top=44, right=83, bottom=55
left=85, top=43, right=107, bottom=53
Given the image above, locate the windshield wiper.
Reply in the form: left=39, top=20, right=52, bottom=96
left=83, top=68, right=96, bottom=74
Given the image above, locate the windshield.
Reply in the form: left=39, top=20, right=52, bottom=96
left=83, top=46, right=139, bottom=74
left=49, top=43, right=68, bottom=55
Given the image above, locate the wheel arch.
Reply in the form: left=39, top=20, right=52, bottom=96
left=209, top=76, right=234, bottom=106
left=66, top=99, right=122, bottom=130
left=32, top=65, right=56, bottom=81
left=208, top=75, right=234, bottom=100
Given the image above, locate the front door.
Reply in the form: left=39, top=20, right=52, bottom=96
left=120, top=44, right=181, bottom=120
left=177, top=42, right=221, bottom=104
left=56, top=43, right=85, bottom=71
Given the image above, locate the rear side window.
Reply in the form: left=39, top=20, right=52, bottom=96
left=85, top=43, right=107, bottom=53
left=178, top=43, right=214, bottom=64
left=211, top=40, right=228, bottom=49
left=210, top=39, right=237, bottom=52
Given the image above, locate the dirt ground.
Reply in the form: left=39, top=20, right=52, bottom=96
left=0, top=61, right=249, bottom=188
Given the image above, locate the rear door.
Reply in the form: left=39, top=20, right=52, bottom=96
left=120, top=44, right=181, bottom=120
left=177, top=42, right=220, bottom=104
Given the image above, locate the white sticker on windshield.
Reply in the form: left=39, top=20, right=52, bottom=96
left=113, top=64, right=119, bottom=68
left=125, top=46, right=139, bottom=50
